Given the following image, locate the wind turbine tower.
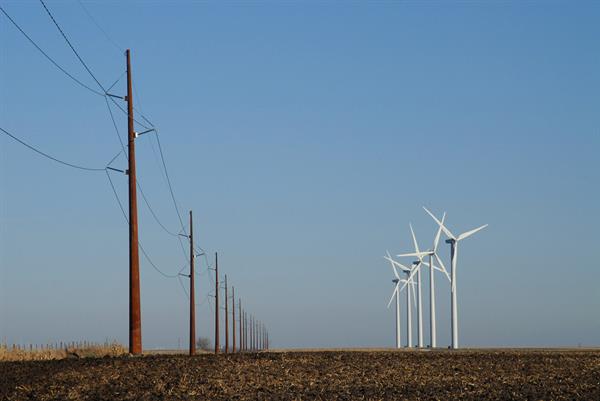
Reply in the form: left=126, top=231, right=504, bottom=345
left=413, top=259, right=423, bottom=348
left=392, top=278, right=401, bottom=348
left=424, top=207, right=487, bottom=349
left=398, top=215, right=450, bottom=348
left=385, top=252, right=412, bottom=349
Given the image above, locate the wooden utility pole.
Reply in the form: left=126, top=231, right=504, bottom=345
left=251, top=316, right=254, bottom=351
left=188, top=210, right=196, bottom=356
left=214, top=252, right=219, bottom=354
left=238, top=299, right=242, bottom=352
left=224, top=275, right=229, bottom=354
left=232, top=287, right=236, bottom=353
left=243, top=311, right=247, bottom=351
left=126, top=49, right=142, bottom=355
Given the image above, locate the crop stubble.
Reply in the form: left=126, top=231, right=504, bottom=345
left=1, top=349, right=599, bottom=400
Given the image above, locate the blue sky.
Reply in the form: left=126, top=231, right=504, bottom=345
left=1, top=1, right=599, bottom=349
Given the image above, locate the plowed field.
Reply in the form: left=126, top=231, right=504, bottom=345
left=2, top=349, right=599, bottom=400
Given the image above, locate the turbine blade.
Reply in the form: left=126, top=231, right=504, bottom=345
left=385, top=251, right=402, bottom=280
left=387, top=284, right=399, bottom=308
left=399, top=265, right=419, bottom=294
left=434, top=254, right=451, bottom=282
left=409, top=223, right=420, bottom=253
left=396, top=251, right=431, bottom=258
left=384, top=255, right=411, bottom=272
left=398, top=277, right=411, bottom=293
left=457, top=224, right=488, bottom=241
left=433, top=212, right=447, bottom=251
left=423, top=207, right=455, bottom=239
left=422, top=261, right=444, bottom=273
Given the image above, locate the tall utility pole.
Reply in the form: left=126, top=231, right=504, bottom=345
left=188, top=210, right=195, bottom=356
left=243, top=310, right=247, bottom=351
left=251, top=316, right=255, bottom=351
left=232, top=287, right=236, bottom=353
left=214, top=252, right=219, bottom=354
left=126, top=49, right=142, bottom=355
left=238, top=300, right=242, bottom=352
left=224, top=275, right=229, bottom=354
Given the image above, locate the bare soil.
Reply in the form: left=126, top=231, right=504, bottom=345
left=1, top=349, right=599, bottom=400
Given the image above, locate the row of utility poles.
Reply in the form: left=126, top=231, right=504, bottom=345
left=214, top=268, right=269, bottom=354
left=124, top=49, right=269, bottom=355
left=179, top=218, right=271, bottom=355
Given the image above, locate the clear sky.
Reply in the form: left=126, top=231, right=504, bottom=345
left=1, top=1, right=599, bottom=349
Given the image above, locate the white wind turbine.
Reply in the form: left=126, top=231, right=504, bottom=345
left=397, top=225, right=426, bottom=348
left=384, top=252, right=417, bottom=348
left=423, top=207, right=488, bottom=349
left=384, top=251, right=402, bottom=348
left=396, top=215, right=450, bottom=348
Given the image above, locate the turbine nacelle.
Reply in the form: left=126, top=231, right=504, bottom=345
left=424, top=206, right=488, bottom=244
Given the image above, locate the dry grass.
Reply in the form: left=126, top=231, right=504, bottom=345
left=0, top=341, right=127, bottom=361
left=2, top=349, right=600, bottom=400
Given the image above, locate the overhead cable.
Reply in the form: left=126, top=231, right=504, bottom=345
left=39, top=0, right=106, bottom=93
left=1, top=126, right=106, bottom=172
left=0, top=5, right=103, bottom=97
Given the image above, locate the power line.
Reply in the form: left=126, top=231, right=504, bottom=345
left=2, top=4, right=151, bottom=132
left=6, top=2, right=210, bottom=315
left=109, top=96, right=153, bottom=131
left=39, top=0, right=106, bottom=93
left=77, top=0, right=123, bottom=52
left=104, top=96, right=127, bottom=153
left=0, top=5, right=103, bottom=97
left=1, top=126, right=106, bottom=172
left=106, top=85, right=191, bottom=269
left=106, top=71, right=126, bottom=93
left=104, top=97, right=188, bottom=243
left=42, top=0, right=188, bottom=239
left=105, top=169, right=184, bottom=279
left=154, top=128, right=187, bottom=235
left=178, top=275, right=189, bottom=298
left=10, top=0, right=208, bottom=293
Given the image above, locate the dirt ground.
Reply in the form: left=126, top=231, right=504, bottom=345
left=1, top=349, right=599, bottom=400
